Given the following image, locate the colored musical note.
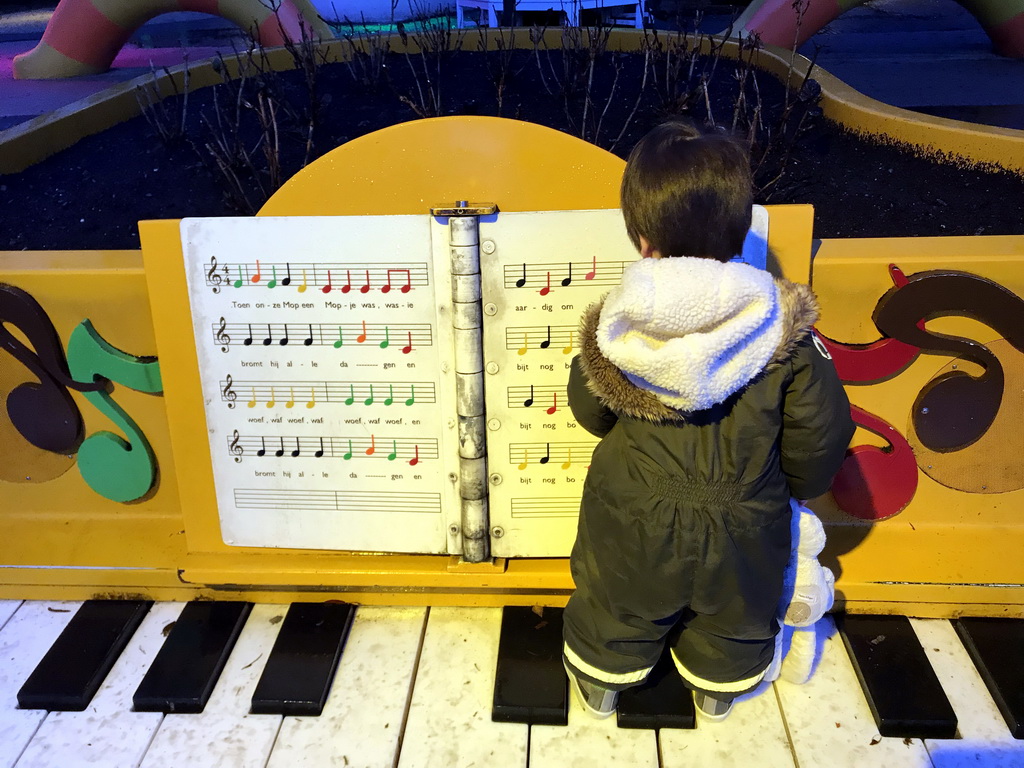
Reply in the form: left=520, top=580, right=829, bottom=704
left=257, top=436, right=267, bottom=456
left=384, top=268, right=412, bottom=294
left=304, top=324, right=313, bottom=346
left=380, top=327, right=390, bottom=350
left=314, top=437, right=324, bottom=458
left=291, top=437, right=301, bottom=458
left=251, top=260, right=262, bottom=284
left=360, top=269, right=371, bottom=294
left=387, top=440, right=398, bottom=461
left=298, top=269, right=308, bottom=293
left=518, top=450, right=529, bottom=470
left=223, top=375, right=237, bottom=408
left=515, top=264, right=527, bottom=288
left=207, top=257, right=224, bottom=293
left=561, top=263, right=573, bottom=287
left=216, top=317, right=230, bottom=352
left=523, top=385, right=535, bottom=408
left=306, top=388, right=316, bottom=409
left=540, top=326, right=551, bottom=349
left=341, top=269, right=352, bottom=294
left=243, top=324, right=253, bottom=346
left=274, top=437, right=285, bottom=457
left=262, top=324, right=273, bottom=346
left=286, top=388, right=295, bottom=408
left=563, top=335, right=573, bottom=355
left=561, top=448, right=572, bottom=470
left=343, top=440, right=353, bottom=460
left=334, top=327, right=344, bottom=349
left=539, top=272, right=551, bottom=296
left=364, top=385, right=375, bottom=406
left=402, top=332, right=413, bottom=355
left=268, top=266, right=278, bottom=289
left=585, top=255, right=596, bottom=281
left=282, top=263, right=292, bottom=287
left=266, top=387, right=276, bottom=408
left=229, top=430, right=243, bottom=462
left=546, top=393, right=558, bottom=415
left=384, top=384, right=395, bottom=406
left=366, top=435, right=376, bottom=456
left=357, top=321, right=368, bottom=343
left=409, top=445, right=420, bottom=466
left=322, top=269, right=333, bottom=294
left=345, top=385, right=356, bottom=405
left=247, top=388, right=257, bottom=408
left=405, top=384, right=416, bottom=406
left=539, top=443, right=551, bottom=464
left=518, top=334, right=528, bottom=356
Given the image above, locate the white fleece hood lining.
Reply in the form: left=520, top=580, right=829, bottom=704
left=596, top=257, right=784, bottom=412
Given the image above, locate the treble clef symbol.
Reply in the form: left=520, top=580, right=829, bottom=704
left=229, top=429, right=243, bottom=462
left=207, top=256, right=224, bottom=294
left=222, top=374, right=237, bottom=408
left=216, top=317, right=231, bottom=352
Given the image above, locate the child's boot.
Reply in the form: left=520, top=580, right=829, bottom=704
left=694, top=691, right=735, bottom=722
left=563, top=660, right=618, bottom=719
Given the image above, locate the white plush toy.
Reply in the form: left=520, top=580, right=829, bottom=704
left=764, top=499, right=835, bottom=685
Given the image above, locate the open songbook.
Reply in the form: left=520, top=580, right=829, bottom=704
left=181, top=207, right=769, bottom=557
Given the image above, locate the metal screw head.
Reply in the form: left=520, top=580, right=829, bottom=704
left=448, top=472, right=459, bottom=482
left=487, top=418, right=501, bottom=431
left=491, top=526, right=505, bottom=538
left=485, top=361, right=499, bottom=375
left=449, top=524, right=460, bottom=535
left=481, top=239, right=497, bottom=255
left=483, top=302, right=498, bottom=316
left=489, top=473, right=503, bottom=486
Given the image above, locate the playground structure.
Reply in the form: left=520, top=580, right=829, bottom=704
left=735, top=0, right=1024, bottom=59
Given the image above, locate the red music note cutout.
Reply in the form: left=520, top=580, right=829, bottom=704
left=322, top=269, right=333, bottom=294
left=409, top=445, right=420, bottom=466
left=402, top=332, right=413, bottom=355
left=539, top=272, right=552, bottom=296
left=341, top=269, right=352, bottom=294
left=585, top=255, right=597, bottom=281
left=365, top=435, right=376, bottom=456
left=360, top=269, right=371, bottom=294
left=251, top=260, right=262, bottom=284
left=357, top=321, right=368, bottom=344
left=383, top=268, right=412, bottom=294
left=546, top=393, right=558, bottom=415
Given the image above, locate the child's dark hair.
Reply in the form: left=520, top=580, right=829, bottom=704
left=621, top=121, right=753, bottom=262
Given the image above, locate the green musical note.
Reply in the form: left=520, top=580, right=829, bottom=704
left=333, top=326, right=343, bottom=349
left=345, top=384, right=355, bottom=405
left=384, top=384, right=394, bottom=406
left=405, top=384, right=415, bottom=406
left=387, top=440, right=397, bottom=461
left=379, top=327, right=390, bottom=350
left=364, top=385, right=374, bottom=406
left=268, top=266, right=278, bottom=289
left=233, top=266, right=244, bottom=288
left=65, top=320, right=162, bottom=503
left=343, top=440, right=353, bottom=460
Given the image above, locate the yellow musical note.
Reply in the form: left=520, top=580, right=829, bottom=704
left=562, top=448, right=572, bottom=470
left=518, top=333, right=528, bottom=356
left=266, top=387, right=276, bottom=408
left=306, top=387, right=316, bottom=409
left=286, top=387, right=295, bottom=409
left=298, top=269, right=308, bottom=293
left=563, top=333, right=574, bottom=355
left=518, top=449, right=529, bottom=471
left=247, top=388, right=257, bottom=408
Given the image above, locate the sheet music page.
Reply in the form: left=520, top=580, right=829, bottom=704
left=481, top=207, right=769, bottom=557
left=181, top=216, right=460, bottom=553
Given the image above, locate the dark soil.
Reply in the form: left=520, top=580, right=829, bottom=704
left=2, top=45, right=1023, bottom=251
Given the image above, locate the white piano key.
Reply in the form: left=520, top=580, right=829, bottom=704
left=397, top=607, right=528, bottom=768
left=911, top=617, right=1024, bottom=768
left=0, top=601, right=80, bottom=768
left=659, top=681, right=795, bottom=767
left=266, top=606, right=427, bottom=768
left=0, top=602, right=20, bottom=630
left=774, top=616, right=933, bottom=768
left=530, top=688, right=658, bottom=768
left=139, top=603, right=286, bottom=768
left=16, top=602, right=181, bottom=768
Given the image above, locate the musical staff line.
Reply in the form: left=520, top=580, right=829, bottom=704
left=219, top=377, right=435, bottom=408
left=205, top=258, right=429, bottom=294
left=234, top=489, right=442, bottom=514
left=228, top=433, right=437, bottom=464
left=503, top=258, right=631, bottom=291
left=508, top=441, right=595, bottom=469
left=510, top=497, right=581, bottom=518
left=213, top=321, right=432, bottom=353
left=506, top=324, right=577, bottom=355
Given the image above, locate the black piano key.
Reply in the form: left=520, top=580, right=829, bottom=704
left=250, top=601, right=355, bottom=716
left=954, top=617, right=1024, bottom=738
left=133, top=601, right=252, bottom=713
left=837, top=614, right=957, bottom=739
left=616, top=647, right=695, bottom=730
left=492, top=605, right=568, bottom=726
left=17, top=600, right=152, bottom=711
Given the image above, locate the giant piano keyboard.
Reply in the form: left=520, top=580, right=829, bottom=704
left=2, top=600, right=1022, bottom=768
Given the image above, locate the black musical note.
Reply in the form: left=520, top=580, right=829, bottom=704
left=282, top=263, right=292, bottom=287
left=207, top=256, right=224, bottom=294
left=539, top=442, right=551, bottom=464
left=229, top=430, right=243, bottom=462
left=515, top=264, right=527, bottom=288
left=275, top=437, right=285, bottom=458
left=304, top=324, right=314, bottom=346
left=540, top=326, right=551, bottom=349
left=263, top=324, right=273, bottom=346
left=222, top=375, right=237, bottom=409
left=561, top=263, right=573, bottom=287
left=243, top=324, right=253, bottom=346
left=314, top=437, right=325, bottom=458
left=216, top=317, right=230, bottom=352
left=256, top=436, right=267, bottom=456
left=291, top=437, right=301, bottom=458
left=523, top=385, right=535, bottom=408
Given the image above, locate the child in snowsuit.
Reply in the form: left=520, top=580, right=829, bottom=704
left=562, top=121, right=855, bottom=721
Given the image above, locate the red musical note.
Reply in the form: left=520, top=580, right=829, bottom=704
left=341, top=269, right=352, bottom=294
left=383, top=268, right=412, bottom=294
left=831, top=404, right=918, bottom=521
left=360, top=269, right=371, bottom=294
left=585, top=255, right=597, bottom=281
left=357, top=321, right=368, bottom=343
left=546, top=393, right=558, bottom=415
left=539, top=272, right=551, bottom=296
left=409, top=445, right=420, bottom=466
left=402, top=331, right=413, bottom=355
left=365, top=435, right=376, bottom=456
left=322, top=269, right=333, bottom=294
left=251, top=260, right=262, bottom=284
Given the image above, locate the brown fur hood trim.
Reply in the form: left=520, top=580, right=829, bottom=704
left=578, top=278, right=820, bottom=423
